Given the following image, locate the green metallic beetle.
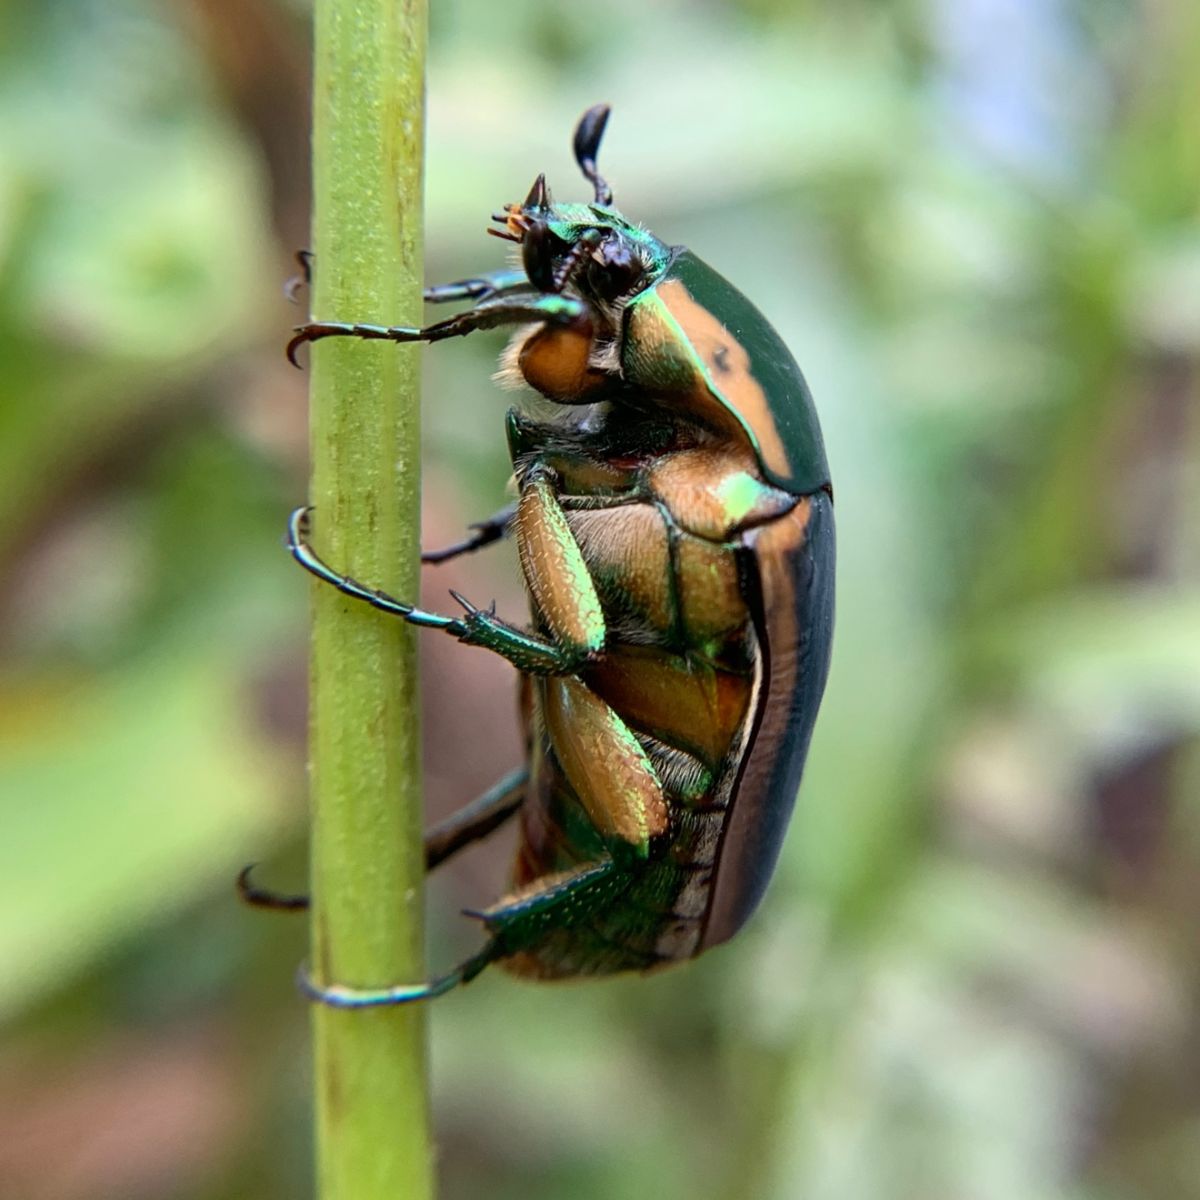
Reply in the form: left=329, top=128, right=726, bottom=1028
left=254, top=105, right=834, bottom=1004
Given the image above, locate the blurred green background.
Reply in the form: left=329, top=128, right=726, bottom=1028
left=1, top=1, right=1198, bottom=1197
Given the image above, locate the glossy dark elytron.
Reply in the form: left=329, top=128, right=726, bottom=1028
left=262, top=104, right=835, bottom=1005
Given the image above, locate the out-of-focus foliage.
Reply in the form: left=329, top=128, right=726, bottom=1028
left=0, top=1, right=1197, bottom=1198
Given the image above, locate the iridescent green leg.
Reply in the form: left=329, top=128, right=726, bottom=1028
left=423, top=267, right=528, bottom=304
left=300, top=859, right=621, bottom=1007
left=287, top=292, right=587, bottom=365
left=421, top=501, right=516, bottom=565
left=288, top=258, right=527, bottom=306
left=298, top=943, right=499, bottom=1007
left=288, top=508, right=584, bottom=673
left=238, top=766, right=529, bottom=912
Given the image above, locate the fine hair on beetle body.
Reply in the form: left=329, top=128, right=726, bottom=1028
left=253, top=103, right=834, bottom=1008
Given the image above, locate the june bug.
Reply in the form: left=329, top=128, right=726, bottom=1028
left=260, top=104, right=834, bottom=1004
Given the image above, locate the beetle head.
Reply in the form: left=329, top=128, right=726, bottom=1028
left=488, top=105, right=672, bottom=306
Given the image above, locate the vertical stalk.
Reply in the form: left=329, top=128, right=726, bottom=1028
left=306, top=3, right=430, bottom=1199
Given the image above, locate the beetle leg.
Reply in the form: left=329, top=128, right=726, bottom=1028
left=287, top=293, right=587, bottom=366
left=285, top=259, right=527, bottom=306
left=424, top=765, right=528, bottom=870
left=514, top=468, right=606, bottom=659
left=423, top=267, right=528, bottom=304
left=288, top=508, right=584, bottom=674
left=237, top=766, right=528, bottom=913
left=421, top=501, right=517, bottom=565
left=299, top=858, right=620, bottom=1007
left=298, top=943, right=500, bottom=1007
left=540, top=675, right=669, bottom=856
left=467, top=858, right=623, bottom=935
left=237, top=866, right=309, bottom=911
left=283, top=248, right=314, bottom=303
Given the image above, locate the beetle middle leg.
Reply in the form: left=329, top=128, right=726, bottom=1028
left=421, top=501, right=516, bottom=565
left=288, top=508, right=586, bottom=674
left=289, top=464, right=619, bottom=671
left=239, top=766, right=530, bottom=912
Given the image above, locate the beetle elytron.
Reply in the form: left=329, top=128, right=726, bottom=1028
left=251, top=104, right=834, bottom=1004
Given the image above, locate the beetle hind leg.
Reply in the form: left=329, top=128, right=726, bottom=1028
left=298, top=857, right=623, bottom=1006
left=299, top=943, right=499, bottom=1008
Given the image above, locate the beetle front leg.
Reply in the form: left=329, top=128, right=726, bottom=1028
left=423, top=267, right=529, bottom=304
left=288, top=508, right=583, bottom=674
left=286, top=257, right=526, bottom=307
left=287, top=293, right=588, bottom=366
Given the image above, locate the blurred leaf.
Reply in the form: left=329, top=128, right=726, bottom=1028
left=0, top=644, right=291, bottom=1020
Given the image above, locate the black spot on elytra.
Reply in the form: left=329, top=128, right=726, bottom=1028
left=712, top=345, right=731, bottom=373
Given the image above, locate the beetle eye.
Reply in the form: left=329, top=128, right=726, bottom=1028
left=586, top=238, right=643, bottom=301
left=522, top=221, right=568, bottom=292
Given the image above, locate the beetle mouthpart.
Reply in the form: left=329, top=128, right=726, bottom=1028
left=489, top=203, right=534, bottom=243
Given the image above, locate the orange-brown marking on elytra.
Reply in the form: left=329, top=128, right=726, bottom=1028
left=567, top=505, right=674, bottom=633
left=542, top=675, right=669, bottom=846
left=655, top=279, right=793, bottom=480
left=584, top=645, right=752, bottom=768
left=518, top=325, right=610, bottom=402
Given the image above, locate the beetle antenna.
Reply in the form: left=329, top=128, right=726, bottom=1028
left=573, top=104, right=614, bottom=206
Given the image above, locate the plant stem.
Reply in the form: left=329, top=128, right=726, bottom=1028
left=306, top=2, right=431, bottom=1198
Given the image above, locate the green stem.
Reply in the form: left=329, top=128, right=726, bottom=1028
left=306, top=3, right=431, bottom=1199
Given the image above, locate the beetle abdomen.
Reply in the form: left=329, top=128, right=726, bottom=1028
left=504, top=458, right=799, bottom=976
